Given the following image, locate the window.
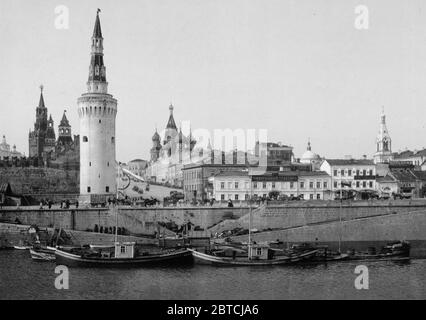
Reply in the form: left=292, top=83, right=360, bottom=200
left=262, top=182, right=267, bottom=189
left=369, top=169, right=373, bottom=176
left=348, top=170, right=352, bottom=176
left=323, top=182, right=328, bottom=188
left=106, top=186, right=109, bottom=193
left=309, top=182, right=314, bottom=189
left=235, top=194, right=239, bottom=200
left=333, top=170, right=337, bottom=176
left=228, top=182, right=232, bottom=189
left=334, top=181, right=338, bottom=188
left=317, top=194, right=321, bottom=200
left=310, top=194, right=314, bottom=200
left=300, top=194, right=304, bottom=199
left=111, top=137, right=115, bottom=144
left=363, top=181, right=367, bottom=188
left=369, top=181, right=373, bottom=188
left=356, top=181, right=360, bottom=188
left=235, top=182, right=239, bottom=189
left=99, top=119, right=102, bottom=123
left=87, top=186, right=91, bottom=193
left=253, top=182, right=258, bottom=189
left=83, top=136, right=88, bottom=142
left=316, top=182, right=321, bottom=189
left=245, top=194, right=249, bottom=200
left=220, top=182, right=225, bottom=189
left=120, top=246, right=126, bottom=253
left=290, top=182, right=294, bottom=189
left=89, top=162, right=91, bottom=166
left=300, top=182, right=305, bottom=189
left=363, top=170, right=366, bottom=176
left=272, top=182, right=275, bottom=189
left=341, top=169, right=345, bottom=176
left=256, top=248, right=262, bottom=255
left=221, top=194, right=225, bottom=200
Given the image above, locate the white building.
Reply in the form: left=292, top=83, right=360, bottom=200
left=209, top=170, right=332, bottom=201
left=77, top=11, right=118, bottom=202
left=320, top=159, right=376, bottom=195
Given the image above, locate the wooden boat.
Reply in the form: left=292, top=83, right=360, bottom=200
left=30, top=247, right=56, bottom=261
left=14, top=245, right=32, bottom=250
left=347, top=241, right=410, bottom=262
left=290, top=243, right=350, bottom=263
left=55, top=242, right=193, bottom=268
left=188, top=244, right=319, bottom=266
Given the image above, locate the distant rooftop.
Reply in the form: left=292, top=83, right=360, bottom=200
left=324, top=159, right=374, bottom=166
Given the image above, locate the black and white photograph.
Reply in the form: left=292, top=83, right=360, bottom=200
left=1, top=0, right=426, bottom=307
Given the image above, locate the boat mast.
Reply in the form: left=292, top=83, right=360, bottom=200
left=338, top=187, right=342, bottom=253
left=115, top=162, right=119, bottom=244
left=248, top=166, right=252, bottom=260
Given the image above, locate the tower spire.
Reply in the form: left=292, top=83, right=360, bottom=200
left=87, top=9, right=107, bottom=93
left=38, top=85, right=45, bottom=108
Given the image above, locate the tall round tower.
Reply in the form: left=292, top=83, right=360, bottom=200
left=77, top=9, right=118, bottom=203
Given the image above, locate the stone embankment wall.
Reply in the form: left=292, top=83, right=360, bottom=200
left=0, top=206, right=249, bottom=236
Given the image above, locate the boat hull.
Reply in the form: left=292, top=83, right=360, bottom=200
left=30, top=249, right=56, bottom=261
left=189, top=249, right=318, bottom=266
left=55, top=248, right=193, bottom=268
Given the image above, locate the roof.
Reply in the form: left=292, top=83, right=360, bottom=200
left=297, top=170, right=329, bottom=177
left=211, top=171, right=249, bottom=178
left=93, top=10, right=103, bottom=38
left=324, top=159, right=374, bottom=166
left=38, top=91, right=45, bottom=108
left=166, top=105, right=177, bottom=130
left=129, top=159, right=147, bottom=163
left=59, top=112, right=70, bottom=127
left=376, top=174, right=396, bottom=183
left=0, top=183, right=12, bottom=194
left=390, top=171, right=417, bottom=182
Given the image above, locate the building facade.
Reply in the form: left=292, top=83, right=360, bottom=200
left=77, top=10, right=118, bottom=201
left=320, top=159, right=377, bottom=196
left=209, top=170, right=332, bottom=201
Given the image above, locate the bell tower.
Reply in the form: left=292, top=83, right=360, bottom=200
left=374, top=108, right=393, bottom=164
left=77, top=9, right=118, bottom=203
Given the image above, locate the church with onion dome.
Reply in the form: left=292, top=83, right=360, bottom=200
left=146, top=104, right=199, bottom=186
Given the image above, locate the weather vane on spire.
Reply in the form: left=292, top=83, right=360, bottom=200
left=40, top=84, right=44, bottom=93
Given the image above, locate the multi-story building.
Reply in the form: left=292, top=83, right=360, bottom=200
left=254, top=141, right=293, bottom=167
left=320, top=159, right=376, bottom=196
left=209, top=170, right=332, bottom=201
left=127, top=159, right=148, bottom=178
left=182, top=162, right=248, bottom=201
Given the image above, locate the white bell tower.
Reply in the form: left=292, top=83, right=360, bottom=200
left=374, top=108, right=393, bottom=164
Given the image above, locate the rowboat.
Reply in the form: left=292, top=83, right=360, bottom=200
left=55, top=242, right=193, bottom=268
left=14, top=245, right=32, bottom=250
left=30, top=247, right=56, bottom=261
left=347, top=241, right=410, bottom=262
left=188, top=245, right=319, bottom=266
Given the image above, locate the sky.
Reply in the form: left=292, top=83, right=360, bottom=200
left=1, top=0, right=426, bottom=163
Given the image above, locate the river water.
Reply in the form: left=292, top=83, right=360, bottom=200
left=0, top=250, right=425, bottom=299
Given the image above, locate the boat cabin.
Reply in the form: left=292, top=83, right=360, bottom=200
left=114, top=242, right=135, bottom=259
left=249, top=244, right=273, bottom=260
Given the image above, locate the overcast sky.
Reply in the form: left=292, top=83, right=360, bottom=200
left=1, top=0, right=426, bottom=162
